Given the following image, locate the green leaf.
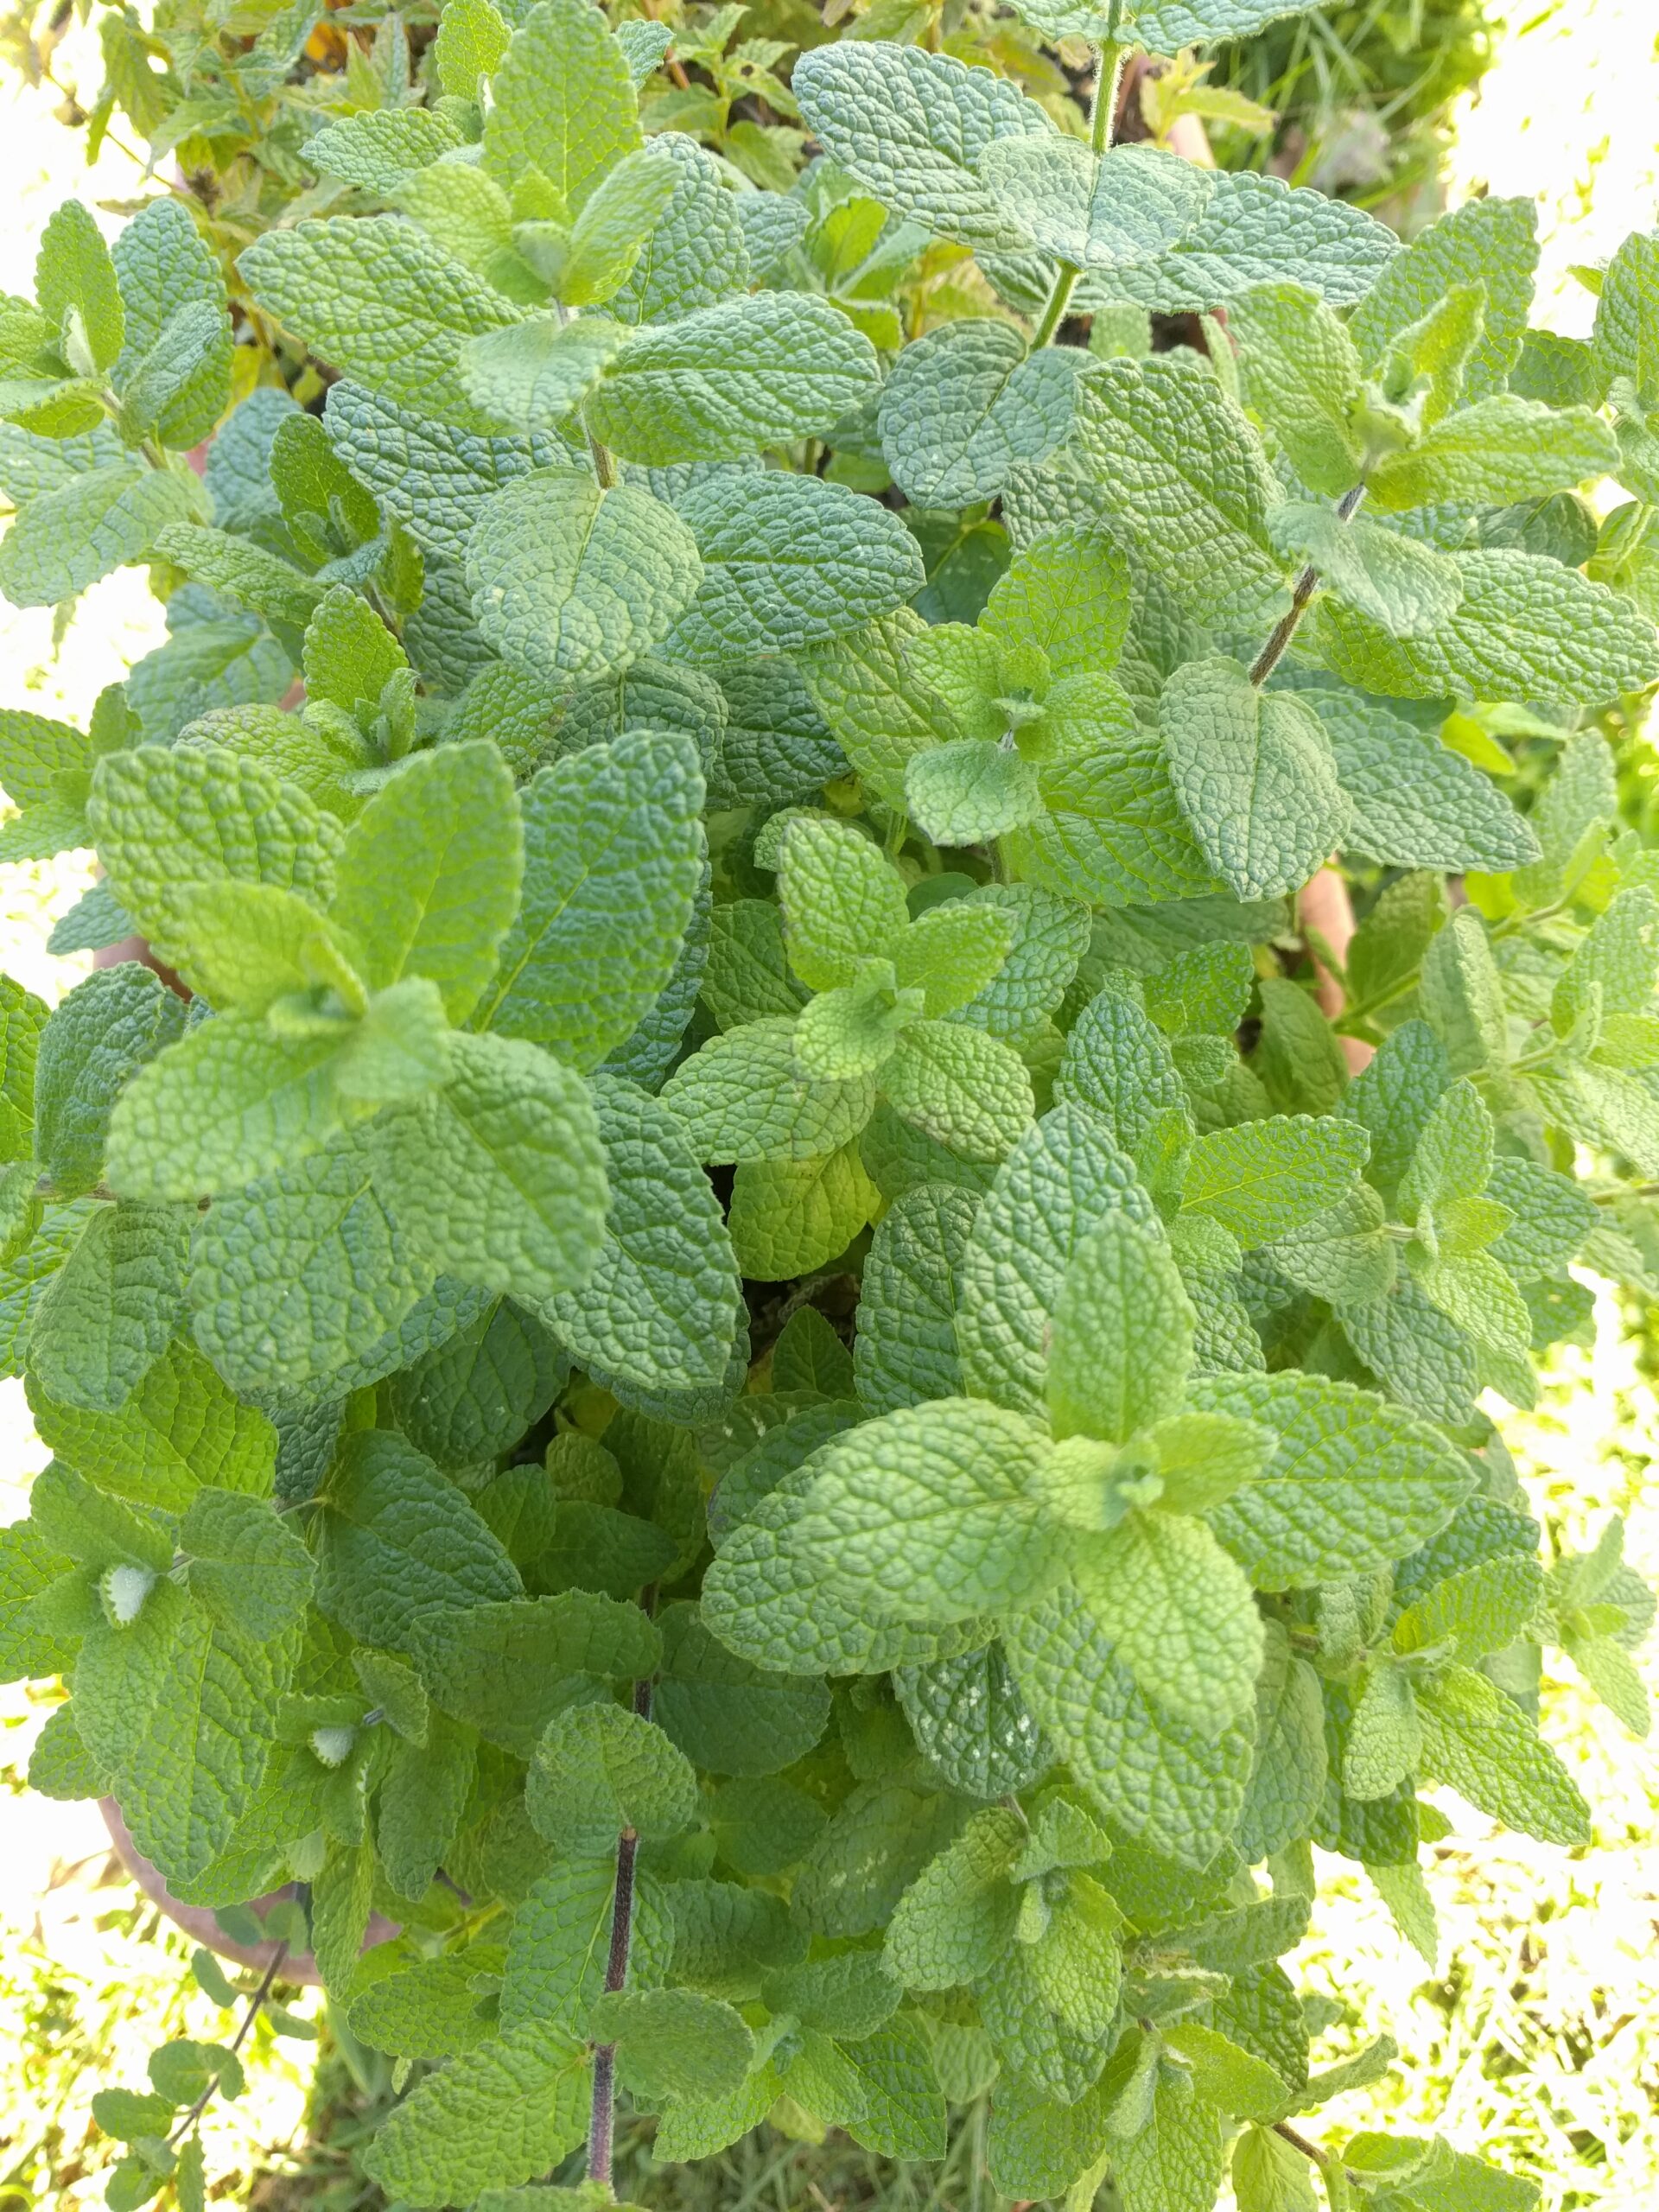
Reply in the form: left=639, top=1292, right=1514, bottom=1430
left=652, top=1600, right=830, bottom=1777
left=1182, top=1114, right=1368, bottom=1249
left=792, top=1397, right=1063, bottom=1624
left=87, top=742, right=343, bottom=981
left=462, top=315, right=631, bottom=435
left=777, top=815, right=910, bottom=991
left=34, top=965, right=187, bottom=1201
left=27, top=1201, right=187, bottom=1413
left=984, top=137, right=1213, bottom=270
left=77, top=1579, right=296, bottom=1884
left=353, top=1949, right=498, bottom=2059
left=1007, top=1580, right=1255, bottom=1866
left=1595, top=228, right=1659, bottom=404
left=1394, top=1554, right=1543, bottom=1663
left=1048, top=1210, right=1194, bottom=1444
left=1192, top=1370, right=1473, bottom=1588
left=1308, top=690, right=1539, bottom=871
left=538, top=1074, right=740, bottom=1395
left=886, top=1806, right=1023, bottom=1987
left=1227, top=281, right=1363, bottom=496
left=409, top=1592, right=658, bottom=1754
left=1366, top=397, right=1617, bottom=512
left=1161, top=657, right=1349, bottom=901
left=791, top=42, right=1052, bottom=251
left=587, top=294, right=879, bottom=464
left=328, top=741, right=522, bottom=1021
left=362, top=2020, right=591, bottom=2204
left=111, top=199, right=232, bottom=450
left=501, top=1858, right=671, bottom=2034
left=906, top=741, right=1043, bottom=845
left=372, top=1031, right=607, bottom=1306
left=878, top=320, right=1081, bottom=507
left=1077, top=1508, right=1264, bottom=1733
left=435, top=0, right=511, bottom=99
left=181, top=1488, right=314, bottom=1641
left=308, top=106, right=463, bottom=193
left=1061, top=359, right=1288, bottom=631
left=189, top=1127, right=435, bottom=1394
left=880, top=1020, right=1034, bottom=1163
left=105, top=1014, right=349, bottom=1203
left=481, top=0, right=640, bottom=208
left=526, top=1700, right=699, bottom=1855
left=663, top=1018, right=877, bottom=1165
left=855, top=1184, right=976, bottom=1416
left=893, top=1642, right=1050, bottom=1800
left=728, top=1144, right=879, bottom=1281
left=1269, top=505, right=1462, bottom=638
left=35, top=198, right=124, bottom=373
left=957, top=1100, right=1158, bottom=1416
left=467, top=469, right=702, bottom=687
left=478, top=730, right=703, bottom=1066
left=1318, top=551, right=1659, bottom=706
left=28, top=1337, right=275, bottom=1513
left=1415, top=1663, right=1589, bottom=1844
left=0, top=464, right=200, bottom=608
left=561, top=146, right=681, bottom=307
left=1351, top=194, right=1538, bottom=401
left=796, top=609, right=957, bottom=808
left=593, top=1987, right=754, bottom=2101
left=669, top=474, right=925, bottom=659
left=239, top=218, right=520, bottom=433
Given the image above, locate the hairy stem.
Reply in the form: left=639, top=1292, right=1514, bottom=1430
left=1031, top=262, right=1079, bottom=348
left=1249, top=484, right=1367, bottom=686
left=1090, top=3, right=1129, bottom=156
left=587, top=1652, right=656, bottom=2188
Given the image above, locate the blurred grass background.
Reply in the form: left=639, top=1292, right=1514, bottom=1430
left=3, top=3, right=1659, bottom=2206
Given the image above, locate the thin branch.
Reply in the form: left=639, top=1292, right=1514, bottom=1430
left=1090, top=3, right=1129, bottom=156
left=1031, top=262, right=1079, bottom=349
left=1249, top=484, right=1366, bottom=687
left=586, top=1626, right=658, bottom=2189
left=168, top=1941, right=289, bottom=2148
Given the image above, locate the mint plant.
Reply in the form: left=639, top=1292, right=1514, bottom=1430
left=3, top=3, right=1658, bottom=2209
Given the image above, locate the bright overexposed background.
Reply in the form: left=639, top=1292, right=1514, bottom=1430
left=3, top=3, right=1659, bottom=2205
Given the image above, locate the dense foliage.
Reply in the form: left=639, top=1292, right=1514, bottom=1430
left=2, top=2, right=1658, bottom=2209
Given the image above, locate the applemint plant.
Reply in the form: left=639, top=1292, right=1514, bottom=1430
left=3, top=0, right=1659, bottom=2208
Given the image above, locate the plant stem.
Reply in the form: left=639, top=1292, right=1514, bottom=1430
left=168, top=1942, right=289, bottom=2148
left=1090, top=2, right=1129, bottom=155
left=586, top=1660, right=655, bottom=2188
left=1249, top=484, right=1367, bottom=686
left=1031, top=262, right=1079, bottom=348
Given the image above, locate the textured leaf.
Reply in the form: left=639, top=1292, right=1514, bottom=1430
left=372, top=1032, right=606, bottom=1306
left=878, top=320, right=1080, bottom=507
left=526, top=1700, right=698, bottom=1855
left=663, top=1018, right=877, bottom=1164
left=855, top=1183, right=977, bottom=1415
left=28, top=1201, right=188, bottom=1413
left=1315, top=550, right=1659, bottom=705
left=0, top=464, right=200, bottom=607
left=1183, top=1114, right=1369, bottom=1249
left=669, top=474, right=925, bottom=659
left=1048, top=1210, right=1194, bottom=1445
left=481, top=0, right=640, bottom=208
left=467, top=469, right=703, bottom=687
left=27, top=1337, right=275, bottom=1513
left=363, top=2020, right=590, bottom=2204
left=1308, top=689, right=1540, bottom=871
left=539, top=1075, right=741, bottom=1399
left=587, top=294, right=878, bottom=464
left=1006, top=1579, right=1255, bottom=1866
left=1161, top=657, right=1349, bottom=901
left=792, top=1397, right=1063, bottom=1623
left=479, top=731, right=703, bottom=1068
left=791, top=42, right=1052, bottom=250
left=1350, top=195, right=1538, bottom=402
left=1192, top=1369, right=1473, bottom=1588
left=1061, top=359, right=1287, bottom=631
left=1416, top=1663, right=1589, bottom=1844
left=239, top=218, right=520, bottom=431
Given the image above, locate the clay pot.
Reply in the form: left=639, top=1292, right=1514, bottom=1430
left=99, top=1797, right=400, bottom=1986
